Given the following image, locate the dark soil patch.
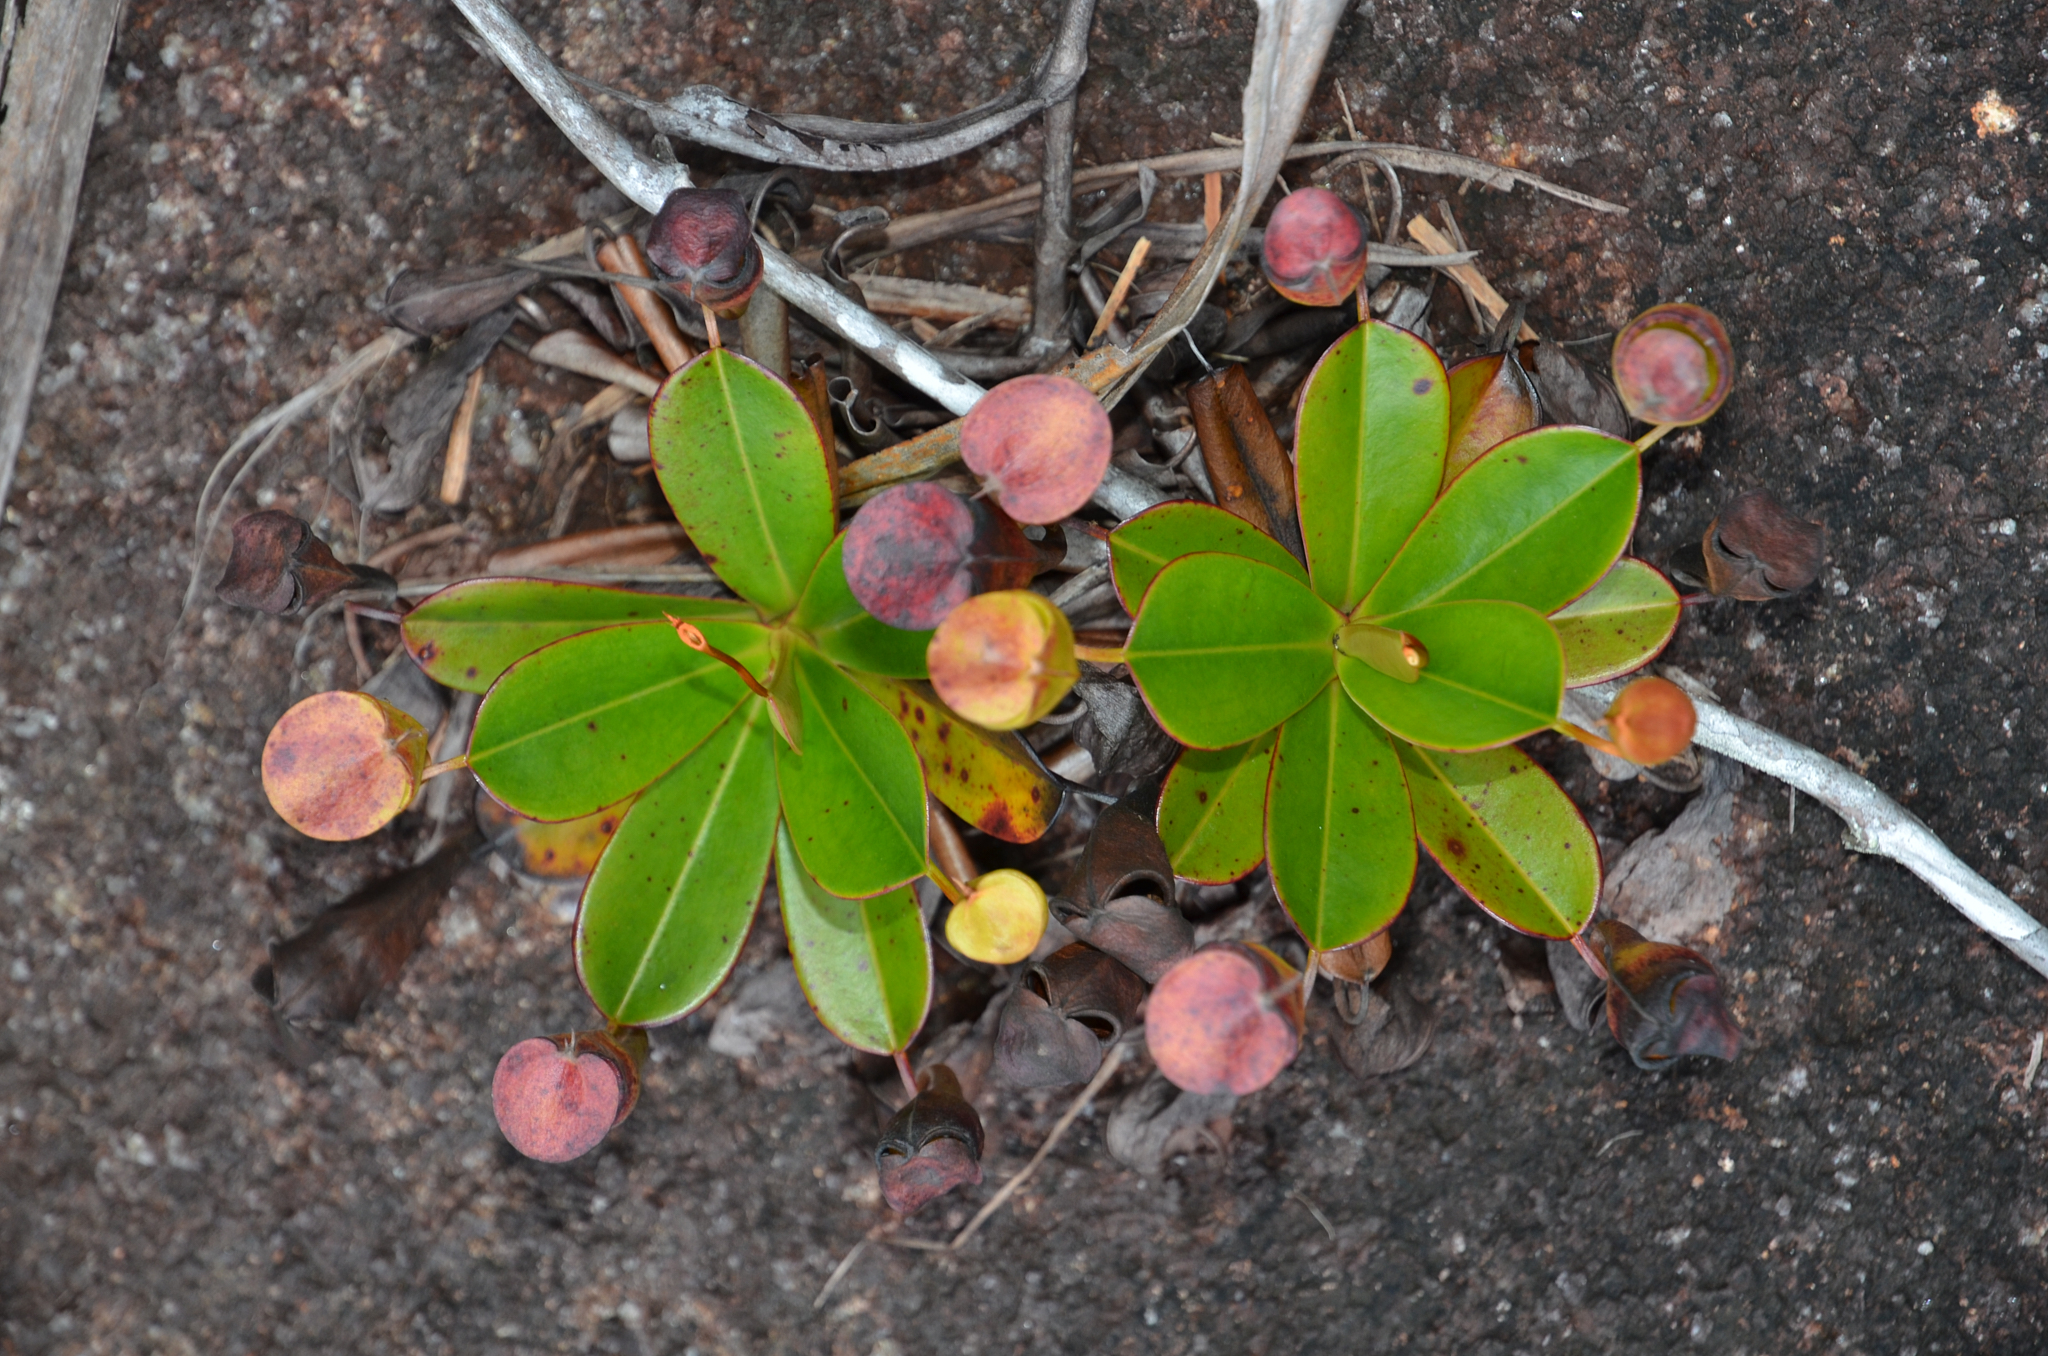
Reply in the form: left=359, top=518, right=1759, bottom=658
left=3, top=1, right=2046, bottom=1353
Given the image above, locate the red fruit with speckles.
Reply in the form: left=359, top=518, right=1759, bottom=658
left=1259, top=187, right=1369, bottom=308
left=491, top=1030, right=644, bottom=1163
left=645, top=188, right=762, bottom=311
left=958, top=374, right=1112, bottom=524
left=841, top=483, right=1040, bottom=630
left=1145, top=942, right=1304, bottom=1095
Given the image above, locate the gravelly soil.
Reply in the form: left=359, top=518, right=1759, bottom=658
left=4, top=1, right=2047, bottom=1353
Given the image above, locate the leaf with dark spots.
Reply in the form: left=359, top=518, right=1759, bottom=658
left=1594, top=919, right=1743, bottom=1068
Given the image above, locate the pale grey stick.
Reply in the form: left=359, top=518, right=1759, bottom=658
left=0, top=0, right=125, bottom=520
left=1582, top=676, right=2048, bottom=980
left=449, top=0, right=986, bottom=417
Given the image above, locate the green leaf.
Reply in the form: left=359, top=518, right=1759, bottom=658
left=575, top=702, right=779, bottom=1025
left=1265, top=684, right=1417, bottom=949
left=776, top=822, right=932, bottom=1054
left=650, top=348, right=835, bottom=616
left=403, top=579, right=754, bottom=693
left=852, top=673, right=1061, bottom=844
left=775, top=644, right=928, bottom=897
left=1395, top=740, right=1598, bottom=939
left=1125, top=552, right=1342, bottom=749
left=1362, top=425, right=1640, bottom=617
left=1157, top=732, right=1276, bottom=884
left=1295, top=321, right=1449, bottom=611
left=1110, top=500, right=1307, bottom=612
left=1443, top=353, right=1539, bottom=487
left=792, top=533, right=931, bottom=678
left=1549, top=557, right=1681, bottom=686
left=1336, top=600, right=1563, bottom=750
left=470, top=619, right=768, bottom=820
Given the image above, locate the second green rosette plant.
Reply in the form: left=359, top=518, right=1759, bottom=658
left=1114, top=319, right=1683, bottom=954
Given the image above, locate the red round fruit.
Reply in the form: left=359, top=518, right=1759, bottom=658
left=1145, top=944, right=1303, bottom=1095
left=1259, top=187, right=1369, bottom=308
left=1611, top=304, right=1733, bottom=426
left=842, top=483, right=979, bottom=630
left=491, top=1036, right=626, bottom=1163
left=959, top=374, right=1112, bottom=525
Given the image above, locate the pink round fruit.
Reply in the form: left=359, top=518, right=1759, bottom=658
left=1145, top=943, right=1303, bottom=1095
left=958, top=374, right=1112, bottom=525
left=491, top=1035, right=630, bottom=1163
left=1611, top=304, right=1733, bottom=426
left=1259, top=187, right=1369, bottom=308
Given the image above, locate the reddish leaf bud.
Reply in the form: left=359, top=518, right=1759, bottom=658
left=927, top=590, right=1077, bottom=731
left=841, top=483, right=1041, bottom=630
left=644, top=188, right=763, bottom=311
left=959, top=374, right=1113, bottom=524
left=1259, top=187, right=1369, bottom=308
left=1146, top=942, right=1304, bottom=1095
left=1702, top=490, right=1825, bottom=600
left=1603, top=676, right=1697, bottom=767
left=492, top=1028, right=645, bottom=1163
left=1611, top=303, right=1734, bottom=426
left=875, top=1065, right=984, bottom=1213
left=1594, top=920, right=1742, bottom=1068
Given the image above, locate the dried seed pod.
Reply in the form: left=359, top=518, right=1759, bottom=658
left=926, top=590, right=1078, bottom=731
left=261, top=691, right=430, bottom=841
left=1146, top=942, right=1304, bottom=1096
left=1593, top=920, right=1743, bottom=1068
left=1603, top=676, right=1697, bottom=767
left=382, top=262, right=539, bottom=335
left=1258, top=186, right=1369, bottom=308
left=944, top=869, right=1050, bottom=965
left=995, top=942, right=1147, bottom=1088
left=492, top=1027, right=646, bottom=1163
left=1701, top=490, right=1825, bottom=600
left=959, top=374, right=1113, bottom=524
left=216, top=511, right=395, bottom=616
left=1331, top=977, right=1436, bottom=1078
left=645, top=188, right=763, bottom=311
left=841, top=483, right=1044, bottom=630
left=876, top=1064, right=985, bottom=1214
left=1053, top=785, right=1190, bottom=982
left=1611, top=303, right=1734, bottom=426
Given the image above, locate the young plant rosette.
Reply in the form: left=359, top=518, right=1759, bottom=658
left=1126, top=320, right=1683, bottom=954
left=397, top=347, right=1062, bottom=1047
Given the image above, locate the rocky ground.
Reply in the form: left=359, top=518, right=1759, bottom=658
left=3, top=0, right=2046, bottom=1353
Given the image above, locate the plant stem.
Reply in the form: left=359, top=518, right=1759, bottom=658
left=1570, top=929, right=1609, bottom=983
left=1633, top=422, right=1677, bottom=452
left=893, top=1050, right=919, bottom=1100
left=701, top=302, right=723, bottom=349
left=1072, top=644, right=1128, bottom=666
left=1551, top=717, right=1627, bottom=760
left=925, top=862, right=968, bottom=906
left=421, top=754, right=471, bottom=782
left=664, top=614, right=772, bottom=698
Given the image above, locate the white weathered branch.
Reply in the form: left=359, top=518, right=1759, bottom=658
left=1583, top=674, right=2048, bottom=980
left=449, top=0, right=986, bottom=416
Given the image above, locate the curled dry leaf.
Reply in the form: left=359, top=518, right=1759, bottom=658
left=876, top=1064, right=985, bottom=1214
left=841, top=483, right=1041, bottom=630
left=217, top=511, right=395, bottom=616
left=1701, top=490, right=1825, bottom=600
left=476, top=796, right=626, bottom=881
left=1611, top=303, right=1733, bottom=427
left=1104, top=1070, right=1236, bottom=1176
left=492, top=1027, right=646, bottom=1163
left=927, top=590, right=1077, bottom=731
left=261, top=691, right=429, bottom=841
left=1594, top=919, right=1743, bottom=1069
left=1330, top=977, right=1436, bottom=1079
left=995, top=942, right=1147, bottom=1088
left=958, top=374, right=1113, bottom=524
left=944, top=868, right=1050, bottom=965
left=383, top=261, right=539, bottom=335
left=645, top=188, right=762, bottom=311
left=1259, top=186, right=1369, bottom=308
left=252, top=834, right=472, bottom=1028
left=1604, top=676, right=1697, bottom=767
left=1146, top=942, right=1303, bottom=1096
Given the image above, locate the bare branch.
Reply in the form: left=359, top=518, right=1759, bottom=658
left=1582, top=673, right=2048, bottom=981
